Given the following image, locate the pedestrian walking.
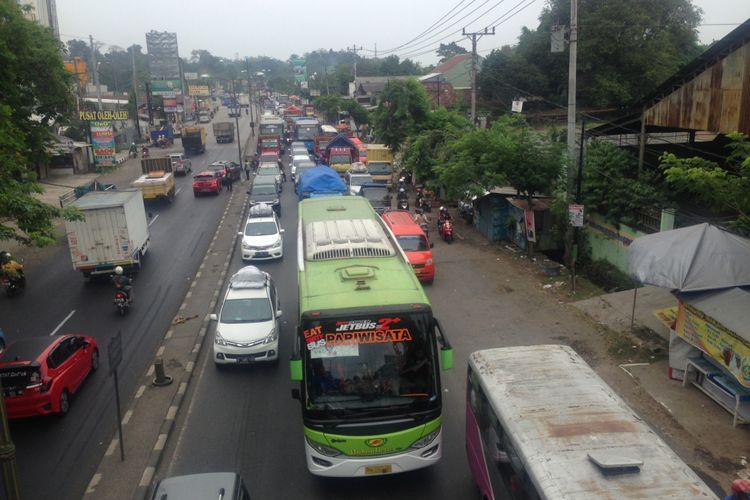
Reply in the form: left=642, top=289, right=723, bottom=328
left=223, top=167, right=233, bottom=192
left=244, top=160, right=251, bottom=181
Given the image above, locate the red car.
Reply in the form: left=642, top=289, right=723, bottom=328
left=0, top=334, right=99, bottom=418
left=193, top=171, right=222, bottom=196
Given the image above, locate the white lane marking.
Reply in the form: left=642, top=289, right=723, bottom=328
left=50, top=310, right=76, bottom=336
left=175, top=187, right=183, bottom=195
left=148, top=214, right=160, bottom=227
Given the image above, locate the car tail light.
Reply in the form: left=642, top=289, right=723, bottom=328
left=115, top=292, right=126, bottom=300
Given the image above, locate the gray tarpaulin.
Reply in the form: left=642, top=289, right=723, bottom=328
left=628, top=223, right=750, bottom=292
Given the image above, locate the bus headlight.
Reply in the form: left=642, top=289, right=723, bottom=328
left=305, top=436, right=341, bottom=457
left=411, top=428, right=440, bottom=449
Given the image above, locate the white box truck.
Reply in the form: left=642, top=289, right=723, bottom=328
left=65, top=190, right=150, bottom=279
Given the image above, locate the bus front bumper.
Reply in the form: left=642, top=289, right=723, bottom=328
left=304, top=430, right=442, bottom=477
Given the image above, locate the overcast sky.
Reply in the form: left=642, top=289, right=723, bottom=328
left=56, top=0, right=750, bottom=66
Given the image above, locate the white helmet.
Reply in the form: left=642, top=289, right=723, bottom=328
left=114, top=266, right=124, bottom=275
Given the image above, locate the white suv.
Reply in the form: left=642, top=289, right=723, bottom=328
left=238, top=204, right=284, bottom=260
left=210, top=266, right=282, bottom=366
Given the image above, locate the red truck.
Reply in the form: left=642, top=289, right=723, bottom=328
left=258, top=134, right=281, bottom=156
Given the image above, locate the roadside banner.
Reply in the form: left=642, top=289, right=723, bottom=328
left=91, top=121, right=115, bottom=166
left=188, top=85, right=210, bottom=97
left=524, top=209, right=536, bottom=242
left=568, top=203, right=584, bottom=227
left=151, top=79, right=182, bottom=95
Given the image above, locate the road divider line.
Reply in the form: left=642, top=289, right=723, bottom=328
left=105, top=439, right=118, bottom=457
left=85, top=474, right=102, bottom=494
left=50, top=310, right=76, bottom=336
left=175, top=187, right=182, bottom=195
left=139, top=467, right=155, bottom=487
left=148, top=214, right=160, bottom=227
left=122, top=409, right=133, bottom=425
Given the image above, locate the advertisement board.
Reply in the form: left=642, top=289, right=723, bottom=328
left=79, top=110, right=130, bottom=121
left=150, top=79, right=183, bottom=95
left=91, top=121, right=115, bottom=166
left=163, top=97, right=178, bottom=112
left=568, top=204, right=584, bottom=227
left=188, top=85, right=210, bottom=97
left=291, top=58, right=307, bottom=83
left=524, top=209, right=536, bottom=242
left=184, top=72, right=198, bottom=80
left=676, top=302, right=750, bottom=387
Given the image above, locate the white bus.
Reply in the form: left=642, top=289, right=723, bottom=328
left=466, top=345, right=717, bottom=500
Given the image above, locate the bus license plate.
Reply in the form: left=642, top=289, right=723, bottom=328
left=365, top=464, right=392, bottom=475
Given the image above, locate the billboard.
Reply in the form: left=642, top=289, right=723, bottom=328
left=188, top=85, right=210, bottom=97
left=151, top=79, right=183, bottom=96
left=184, top=72, right=198, bottom=80
left=91, top=121, right=115, bottom=167
left=79, top=110, right=129, bottom=121
left=146, top=30, right=180, bottom=79
left=163, top=97, right=178, bottom=112
left=291, top=58, right=307, bottom=83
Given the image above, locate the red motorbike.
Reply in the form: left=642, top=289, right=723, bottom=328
left=438, top=217, right=454, bottom=243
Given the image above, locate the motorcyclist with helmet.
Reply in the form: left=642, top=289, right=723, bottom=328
left=438, top=206, right=452, bottom=225
left=413, top=209, right=430, bottom=237
left=0, top=251, right=25, bottom=286
left=113, top=266, right=133, bottom=303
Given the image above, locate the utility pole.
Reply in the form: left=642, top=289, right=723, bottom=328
left=347, top=44, right=363, bottom=80
left=566, top=0, right=578, bottom=188
left=231, top=80, right=242, bottom=166
left=89, top=35, right=103, bottom=111
left=246, top=57, right=255, bottom=135
left=463, top=27, right=495, bottom=126
left=130, top=46, right=141, bottom=140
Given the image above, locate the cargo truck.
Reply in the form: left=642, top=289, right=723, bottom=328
left=65, top=190, right=150, bottom=279
left=132, top=157, right=176, bottom=202
left=238, top=94, right=250, bottom=108
left=366, top=144, right=394, bottom=187
left=182, top=126, right=206, bottom=154
left=212, top=122, right=235, bottom=143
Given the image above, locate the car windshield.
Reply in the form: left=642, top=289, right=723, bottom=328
left=330, top=154, right=350, bottom=163
left=261, top=140, right=277, bottom=147
left=208, top=164, right=224, bottom=172
left=362, top=188, right=389, bottom=202
left=260, top=155, right=277, bottom=163
left=244, top=221, right=278, bottom=236
left=220, top=298, right=272, bottom=323
left=303, top=312, right=438, bottom=412
left=397, top=235, right=429, bottom=252
left=368, top=162, right=392, bottom=175
left=194, top=175, right=213, bottom=181
left=350, top=176, right=371, bottom=186
left=257, top=167, right=278, bottom=176
left=252, top=185, right=277, bottom=195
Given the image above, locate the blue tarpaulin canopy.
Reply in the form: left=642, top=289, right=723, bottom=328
left=296, top=165, right=347, bottom=200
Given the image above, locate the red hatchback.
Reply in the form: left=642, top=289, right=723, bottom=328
left=193, top=171, right=222, bottom=196
left=0, top=334, right=99, bottom=418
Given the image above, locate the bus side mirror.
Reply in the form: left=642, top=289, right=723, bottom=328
left=290, top=358, right=302, bottom=381
left=440, top=347, right=454, bottom=371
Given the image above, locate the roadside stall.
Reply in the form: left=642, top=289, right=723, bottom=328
left=629, top=223, right=750, bottom=426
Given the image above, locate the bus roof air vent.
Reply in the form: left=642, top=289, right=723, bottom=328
left=587, top=452, right=643, bottom=475
left=306, top=219, right=396, bottom=261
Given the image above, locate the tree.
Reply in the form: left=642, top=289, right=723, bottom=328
left=660, top=133, right=750, bottom=234
left=478, top=46, right=549, bottom=109
left=436, top=42, right=467, bottom=63
left=371, top=79, right=430, bottom=151
left=0, top=1, right=80, bottom=246
left=479, top=0, right=703, bottom=108
left=583, top=140, right=665, bottom=227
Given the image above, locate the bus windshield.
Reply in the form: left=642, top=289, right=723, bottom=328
left=259, top=124, right=282, bottom=136
left=303, top=312, right=438, bottom=415
left=296, top=125, right=318, bottom=140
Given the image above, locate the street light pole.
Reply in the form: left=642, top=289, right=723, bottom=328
left=231, top=80, right=242, bottom=165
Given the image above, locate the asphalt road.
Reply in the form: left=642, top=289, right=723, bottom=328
left=0, top=106, right=254, bottom=500
left=158, top=155, right=488, bottom=499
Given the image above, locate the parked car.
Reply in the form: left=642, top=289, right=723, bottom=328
left=168, top=153, right=192, bottom=176
left=210, top=266, right=282, bottom=366
left=151, top=473, right=251, bottom=500
left=208, top=161, right=242, bottom=181
left=291, top=155, right=314, bottom=182
left=239, top=204, right=284, bottom=261
left=0, top=334, right=99, bottom=418
left=248, top=178, right=281, bottom=215
left=193, top=171, right=222, bottom=196
left=198, top=112, right=211, bottom=123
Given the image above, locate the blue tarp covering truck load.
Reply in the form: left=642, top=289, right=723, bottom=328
left=295, top=165, right=348, bottom=200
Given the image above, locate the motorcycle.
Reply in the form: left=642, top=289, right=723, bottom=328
left=141, top=147, right=150, bottom=159
left=419, top=221, right=429, bottom=238
left=114, top=288, right=131, bottom=316
left=1, top=273, right=25, bottom=297
left=397, top=199, right=409, bottom=211
left=438, top=217, right=454, bottom=243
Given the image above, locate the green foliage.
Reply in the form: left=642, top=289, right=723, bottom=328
left=583, top=259, right=635, bottom=292
left=313, top=95, right=369, bottom=126
left=0, top=1, right=79, bottom=246
left=434, top=116, right=565, bottom=201
left=372, top=79, right=430, bottom=151
left=401, top=109, right=472, bottom=184
left=583, top=140, right=664, bottom=227
left=478, top=46, right=549, bottom=108
left=478, top=0, right=703, bottom=108
left=660, top=133, right=750, bottom=233
left=436, top=42, right=468, bottom=63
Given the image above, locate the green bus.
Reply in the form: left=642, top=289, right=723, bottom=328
left=290, top=196, right=453, bottom=477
